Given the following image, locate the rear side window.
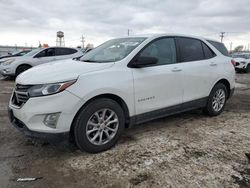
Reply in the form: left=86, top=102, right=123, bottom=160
left=207, top=40, right=229, bottom=56
left=178, top=38, right=204, bottom=62
left=202, top=43, right=216, bottom=59
left=56, top=48, right=77, bottom=56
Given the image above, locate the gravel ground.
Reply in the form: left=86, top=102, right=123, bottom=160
left=0, top=73, right=249, bottom=188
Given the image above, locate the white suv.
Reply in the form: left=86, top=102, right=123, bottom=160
left=232, top=53, right=250, bottom=73
left=8, top=34, right=235, bottom=153
left=0, top=47, right=83, bottom=76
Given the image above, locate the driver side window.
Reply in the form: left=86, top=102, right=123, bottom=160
left=36, top=48, right=55, bottom=58
left=139, top=38, right=177, bottom=65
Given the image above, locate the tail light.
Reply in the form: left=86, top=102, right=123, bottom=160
left=231, top=59, right=236, bottom=67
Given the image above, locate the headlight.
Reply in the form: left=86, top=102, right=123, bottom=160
left=2, top=59, right=15, bottom=65
left=28, top=80, right=77, bottom=97
left=240, top=61, right=246, bottom=64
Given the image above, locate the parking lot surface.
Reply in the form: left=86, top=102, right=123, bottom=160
left=0, top=74, right=250, bottom=188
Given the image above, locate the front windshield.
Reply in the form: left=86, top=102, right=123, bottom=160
left=24, top=48, right=42, bottom=57
left=80, top=37, right=146, bottom=63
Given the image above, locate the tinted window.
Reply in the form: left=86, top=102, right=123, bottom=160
left=202, top=43, right=216, bottom=59
left=56, top=48, right=77, bottom=56
left=207, top=40, right=229, bottom=56
left=178, top=38, right=204, bottom=62
left=139, top=38, right=176, bottom=65
left=36, top=48, right=55, bottom=57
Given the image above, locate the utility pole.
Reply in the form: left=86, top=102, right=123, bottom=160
left=81, top=35, right=85, bottom=49
left=219, top=32, right=225, bottom=43
left=229, top=42, right=233, bottom=53
left=127, top=29, right=130, bottom=36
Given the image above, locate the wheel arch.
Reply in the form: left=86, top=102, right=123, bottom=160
left=212, top=78, right=231, bottom=99
left=70, top=93, right=131, bottom=141
left=15, top=64, right=32, bottom=75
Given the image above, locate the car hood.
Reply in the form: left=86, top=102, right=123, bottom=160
left=0, top=56, right=31, bottom=63
left=16, top=59, right=114, bottom=85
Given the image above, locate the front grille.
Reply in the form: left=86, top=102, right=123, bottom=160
left=12, top=84, right=33, bottom=107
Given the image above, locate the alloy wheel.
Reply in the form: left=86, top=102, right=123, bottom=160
left=86, top=108, right=119, bottom=145
left=212, top=89, right=226, bottom=112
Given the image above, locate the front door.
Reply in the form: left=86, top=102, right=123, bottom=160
left=33, top=48, right=56, bottom=66
left=131, top=37, right=183, bottom=115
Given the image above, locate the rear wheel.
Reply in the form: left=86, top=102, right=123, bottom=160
left=203, top=83, right=228, bottom=116
left=16, top=65, right=31, bottom=76
left=73, top=98, right=125, bottom=153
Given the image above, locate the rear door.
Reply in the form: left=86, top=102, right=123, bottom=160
left=131, top=37, right=183, bottom=115
left=176, top=37, right=218, bottom=103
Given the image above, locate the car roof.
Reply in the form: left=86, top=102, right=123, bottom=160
left=116, top=33, right=220, bottom=43
left=45, top=46, right=79, bottom=50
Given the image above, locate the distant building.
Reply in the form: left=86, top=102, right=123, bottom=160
left=0, top=45, right=34, bottom=56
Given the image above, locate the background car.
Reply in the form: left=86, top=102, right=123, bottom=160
left=0, top=47, right=84, bottom=76
left=0, top=50, right=31, bottom=60
left=232, top=53, right=250, bottom=73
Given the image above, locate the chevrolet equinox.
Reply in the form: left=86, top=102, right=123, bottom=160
left=8, top=34, right=235, bottom=153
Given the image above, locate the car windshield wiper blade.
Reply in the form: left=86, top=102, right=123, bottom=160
left=82, top=59, right=113, bottom=63
left=82, top=59, right=97, bottom=62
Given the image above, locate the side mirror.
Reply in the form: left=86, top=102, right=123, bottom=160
left=130, top=56, right=158, bottom=68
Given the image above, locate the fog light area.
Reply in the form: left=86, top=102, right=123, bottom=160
left=43, top=112, right=61, bottom=128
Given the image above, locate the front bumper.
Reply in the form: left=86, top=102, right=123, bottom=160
left=235, top=67, right=245, bottom=71
left=8, top=108, right=69, bottom=142
left=235, top=63, right=247, bottom=71
left=8, top=90, right=84, bottom=140
left=0, top=66, right=15, bottom=76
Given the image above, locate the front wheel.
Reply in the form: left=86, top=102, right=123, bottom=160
left=73, top=98, right=125, bottom=153
left=16, top=65, right=31, bottom=76
left=203, top=83, right=228, bottom=116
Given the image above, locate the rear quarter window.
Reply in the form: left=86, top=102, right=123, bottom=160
left=206, top=40, right=229, bottom=56
left=202, top=43, right=216, bottom=59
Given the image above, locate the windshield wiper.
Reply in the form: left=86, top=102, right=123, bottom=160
left=82, top=59, right=97, bottom=62
left=82, top=59, right=113, bottom=63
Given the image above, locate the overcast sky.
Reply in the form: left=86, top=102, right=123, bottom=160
left=1, top=0, right=250, bottom=50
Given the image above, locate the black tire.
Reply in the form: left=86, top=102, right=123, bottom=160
left=203, top=83, right=228, bottom=116
left=16, top=65, right=31, bottom=76
left=246, top=64, right=250, bottom=73
left=73, top=98, right=125, bottom=153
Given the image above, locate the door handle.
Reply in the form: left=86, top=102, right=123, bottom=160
left=171, top=67, right=182, bottom=72
left=210, top=62, right=217, bottom=67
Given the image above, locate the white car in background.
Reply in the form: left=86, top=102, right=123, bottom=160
left=232, top=53, right=250, bottom=73
left=0, top=47, right=83, bottom=76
